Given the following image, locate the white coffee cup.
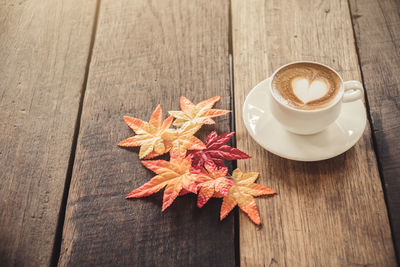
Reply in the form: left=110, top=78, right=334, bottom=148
left=268, top=61, right=364, bottom=135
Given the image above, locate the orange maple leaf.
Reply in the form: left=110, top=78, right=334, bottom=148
left=126, top=153, right=199, bottom=211
left=162, top=122, right=206, bottom=156
left=118, top=105, right=173, bottom=159
left=220, top=168, right=276, bottom=225
left=168, top=96, right=230, bottom=127
left=196, top=164, right=234, bottom=208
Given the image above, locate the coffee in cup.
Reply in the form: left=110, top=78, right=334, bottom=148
left=271, top=62, right=342, bottom=110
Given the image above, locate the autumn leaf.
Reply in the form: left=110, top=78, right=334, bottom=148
left=126, top=152, right=199, bottom=211
left=196, top=164, right=234, bottom=208
left=162, top=122, right=206, bottom=156
left=118, top=105, right=173, bottom=159
left=188, top=131, right=250, bottom=173
left=168, top=96, right=230, bottom=127
left=220, top=169, right=276, bottom=225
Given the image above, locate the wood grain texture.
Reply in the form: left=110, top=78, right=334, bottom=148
left=231, top=0, right=396, bottom=265
left=0, top=0, right=96, bottom=266
left=349, top=0, right=400, bottom=261
left=59, top=0, right=234, bottom=266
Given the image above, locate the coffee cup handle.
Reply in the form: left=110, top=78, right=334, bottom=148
left=342, top=80, right=364, bottom=103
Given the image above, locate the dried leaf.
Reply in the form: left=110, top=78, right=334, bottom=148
left=220, top=168, right=276, bottom=225
left=126, top=152, right=199, bottom=211
left=118, top=105, right=173, bottom=159
left=169, top=96, right=230, bottom=127
left=162, top=122, right=206, bottom=156
left=188, top=131, right=250, bottom=173
left=196, top=163, right=234, bottom=208
left=119, top=98, right=274, bottom=227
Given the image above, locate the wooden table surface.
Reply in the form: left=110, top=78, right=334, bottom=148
left=1, top=0, right=399, bottom=266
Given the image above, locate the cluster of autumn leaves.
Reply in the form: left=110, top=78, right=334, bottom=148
left=118, top=96, right=276, bottom=225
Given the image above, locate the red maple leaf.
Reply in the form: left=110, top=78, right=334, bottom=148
left=187, top=131, right=250, bottom=173
left=196, top=164, right=234, bottom=208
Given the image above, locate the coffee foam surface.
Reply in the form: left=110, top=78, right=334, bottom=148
left=271, top=63, right=341, bottom=110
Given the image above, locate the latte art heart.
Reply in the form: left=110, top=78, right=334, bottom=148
left=271, top=62, right=341, bottom=110
left=291, top=77, right=329, bottom=104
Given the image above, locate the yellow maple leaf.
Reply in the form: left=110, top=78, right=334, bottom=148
left=162, top=122, right=206, bottom=156
left=118, top=105, right=173, bottom=159
left=220, top=168, right=276, bottom=225
left=168, top=96, right=230, bottom=127
left=126, top=152, right=199, bottom=211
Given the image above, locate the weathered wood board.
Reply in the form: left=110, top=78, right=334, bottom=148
left=0, top=0, right=97, bottom=265
left=232, top=0, right=396, bottom=265
left=59, top=1, right=235, bottom=266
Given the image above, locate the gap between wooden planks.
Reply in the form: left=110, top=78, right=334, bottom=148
left=0, top=0, right=97, bottom=266
left=232, top=0, right=397, bottom=266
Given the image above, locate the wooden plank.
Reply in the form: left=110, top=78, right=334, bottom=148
left=231, top=0, right=397, bottom=265
left=349, top=0, right=400, bottom=261
left=0, top=0, right=97, bottom=266
left=59, top=0, right=234, bottom=266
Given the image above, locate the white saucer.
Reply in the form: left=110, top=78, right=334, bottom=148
left=242, top=79, right=367, bottom=161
